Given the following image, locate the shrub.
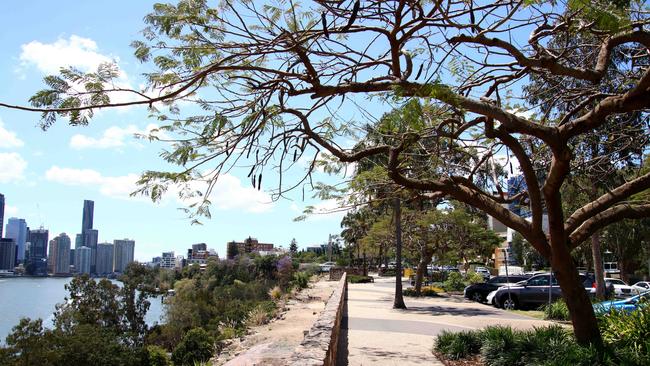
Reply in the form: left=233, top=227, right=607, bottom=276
left=465, top=271, right=484, bottom=284
left=598, top=305, right=650, bottom=364
left=268, top=286, right=282, bottom=300
left=276, top=256, right=294, bottom=289
left=347, top=275, right=373, bottom=283
left=292, top=271, right=310, bottom=289
left=246, top=306, right=270, bottom=327
left=145, top=345, right=170, bottom=366
left=171, top=328, right=214, bottom=366
left=403, top=286, right=443, bottom=297
left=443, top=272, right=465, bottom=292
left=542, top=299, right=569, bottom=321
left=434, top=330, right=482, bottom=360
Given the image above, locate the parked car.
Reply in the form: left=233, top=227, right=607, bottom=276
left=319, top=261, right=336, bottom=272
left=464, top=275, right=530, bottom=303
left=632, top=281, right=650, bottom=294
left=594, top=290, right=650, bottom=314
left=493, top=273, right=595, bottom=310
left=604, top=278, right=635, bottom=298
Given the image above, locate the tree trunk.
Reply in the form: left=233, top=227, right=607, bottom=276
left=552, top=241, right=603, bottom=347
left=393, top=198, right=406, bottom=309
left=415, top=249, right=433, bottom=296
left=591, top=234, right=606, bottom=299
left=378, top=243, right=383, bottom=273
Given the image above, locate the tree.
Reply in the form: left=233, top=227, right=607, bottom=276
left=171, top=328, right=214, bottom=366
left=4, top=0, right=650, bottom=346
left=289, top=238, right=298, bottom=255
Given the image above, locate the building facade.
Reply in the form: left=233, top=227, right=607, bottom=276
left=5, top=218, right=27, bottom=263
left=0, top=193, right=4, bottom=238
left=113, top=239, right=135, bottom=273
left=96, top=242, right=114, bottom=275
left=0, top=238, right=16, bottom=271
left=226, top=237, right=274, bottom=259
left=47, top=233, right=71, bottom=274
left=161, top=251, right=175, bottom=269
left=76, top=246, right=91, bottom=274
left=26, top=228, right=49, bottom=276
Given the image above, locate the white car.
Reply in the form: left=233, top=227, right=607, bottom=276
left=319, top=262, right=336, bottom=272
left=486, top=290, right=498, bottom=305
left=605, top=278, right=635, bottom=298
left=632, top=281, right=650, bottom=294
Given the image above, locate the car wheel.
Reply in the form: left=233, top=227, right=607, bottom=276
left=471, top=292, right=483, bottom=302
left=501, top=296, right=518, bottom=310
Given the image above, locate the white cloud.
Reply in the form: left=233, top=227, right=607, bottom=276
left=19, top=35, right=117, bottom=75
left=304, top=199, right=348, bottom=222
left=44, top=166, right=272, bottom=213
left=0, top=119, right=24, bottom=148
left=0, top=153, right=27, bottom=183
left=70, top=124, right=167, bottom=150
left=5, top=205, right=19, bottom=216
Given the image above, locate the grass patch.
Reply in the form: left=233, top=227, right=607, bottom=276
left=403, top=285, right=444, bottom=297
left=507, top=309, right=545, bottom=320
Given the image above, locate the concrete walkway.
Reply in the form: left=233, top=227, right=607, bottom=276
left=345, top=276, right=553, bottom=366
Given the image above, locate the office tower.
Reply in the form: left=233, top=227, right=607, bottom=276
left=48, top=233, right=71, bottom=274
left=0, top=193, right=4, bottom=238
left=96, top=242, right=114, bottom=275
left=161, top=251, right=175, bottom=269
left=26, top=228, right=48, bottom=276
left=75, top=234, right=82, bottom=249
left=76, top=246, right=91, bottom=274
left=69, top=249, right=75, bottom=270
left=82, top=200, right=94, bottom=232
left=5, top=218, right=27, bottom=263
left=0, top=238, right=16, bottom=270
left=83, top=229, right=98, bottom=273
left=80, top=201, right=98, bottom=273
left=192, top=243, right=207, bottom=252
left=113, top=239, right=135, bottom=273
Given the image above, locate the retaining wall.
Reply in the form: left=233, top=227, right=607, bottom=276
left=289, top=272, right=348, bottom=366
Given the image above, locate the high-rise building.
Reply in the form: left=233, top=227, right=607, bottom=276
left=161, top=251, right=175, bottom=269
left=83, top=229, right=98, bottom=273
left=69, top=248, right=75, bottom=270
left=82, top=200, right=94, bottom=233
left=47, top=233, right=71, bottom=274
left=192, top=243, right=207, bottom=252
left=76, top=246, right=91, bottom=274
left=26, top=228, right=48, bottom=276
left=0, top=238, right=16, bottom=271
left=75, top=234, right=82, bottom=249
left=80, top=200, right=98, bottom=274
left=0, top=193, right=5, bottom=238
left=96, top=242, right=114, bottom=275
left=5, top=218, right=27, bottom=263
left=113, top=239, right=135, bottom=273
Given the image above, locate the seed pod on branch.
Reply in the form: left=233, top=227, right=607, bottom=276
left=342, top=0, right=360, bottom=32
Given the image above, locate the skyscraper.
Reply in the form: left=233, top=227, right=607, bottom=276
left=96, top=242, right=114, bottom=275
left=82, top=200, right=94, bottom=233
left=76, top=246, right=91, bottom=274
left=0, top=238, right=16, bottom=271
left=6, top=218, right=27, bottom=263
left=26, top=228, right=48, bottom=276
left=48, top=233, right=71, bottom=274
left=0, top=193, right=5, bottom=238
left=113, top=239, right=135, bottom=273
left=80, top=200, right=98, bottom=273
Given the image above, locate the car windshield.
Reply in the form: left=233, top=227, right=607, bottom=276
left=527, top=275, right=557, bottom=286
left=634, top=282, right=649, bottom=288
left=606, top=279, right=626, bottom=286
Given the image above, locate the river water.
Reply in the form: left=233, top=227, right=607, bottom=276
left=0, top=277, right=164, bottom=342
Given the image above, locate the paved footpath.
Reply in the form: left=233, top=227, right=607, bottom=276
left=345, top=276, right=553, bottom=366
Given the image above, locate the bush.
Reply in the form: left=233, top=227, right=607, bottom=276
left=443, top=272, right=465, bottom=292
left=268, top=286, right=282, bottom=300
left=347, top=275, right=374, bottom=283
left=145, top=345, right=170, bottom=366
left=598, top=304, right=650, bottom=364
left=434, top=330, right=482, bottom=360
left=246, top=306, right=270, bottom=327
left=542, top=299, right=570, bottom=321
left=171, top=328, right=214, bottom=366
left=465, top=271, right=484, bottom=284
left=403, top=286, right=443, bottom=297
left=292, top=271, right=310, bottom=289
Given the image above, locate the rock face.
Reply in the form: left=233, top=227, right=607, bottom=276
left=290, top=273, right=347, bottom=366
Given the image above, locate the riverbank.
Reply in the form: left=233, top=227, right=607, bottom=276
left=215, top=275, right=338, bottom=365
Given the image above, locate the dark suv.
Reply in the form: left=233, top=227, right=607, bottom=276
left=464, top=275, right=530, bottom=302
left=493, top=273, right=595, bottom=310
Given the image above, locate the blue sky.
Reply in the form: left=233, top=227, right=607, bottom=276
left=0, top=0, right=350, bottom=261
